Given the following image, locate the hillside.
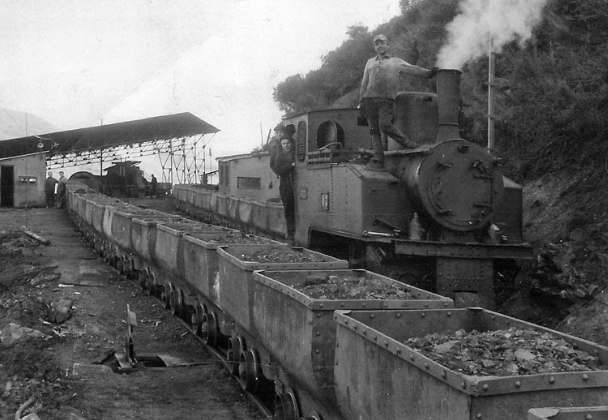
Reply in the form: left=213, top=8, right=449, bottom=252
left=274, top=0, right=608, bottom=339
left=0, top=106, right=57, bottom=140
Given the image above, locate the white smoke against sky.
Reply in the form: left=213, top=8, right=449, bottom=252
left=436, top=0, right=549, bottom=70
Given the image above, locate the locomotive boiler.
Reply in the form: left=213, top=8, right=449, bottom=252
left=173, top=69, right=532, bottom=306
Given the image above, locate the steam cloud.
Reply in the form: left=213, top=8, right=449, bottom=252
left=436, top=0, right=549, bottom=70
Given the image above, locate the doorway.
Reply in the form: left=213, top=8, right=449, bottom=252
left=1, top=166, right=14, bottom=207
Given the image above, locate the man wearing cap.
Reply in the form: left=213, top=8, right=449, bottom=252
left=272, top=134, right=296, bottom=244
left=359, top=34, right=437, bottom=168
left=269, top=123, right=286, bottom=174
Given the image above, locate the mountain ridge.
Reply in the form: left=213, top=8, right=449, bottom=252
left=0, top=106, right=58, bottom=141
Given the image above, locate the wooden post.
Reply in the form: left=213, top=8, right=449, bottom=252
left=488, top=36, right=496, bottom=150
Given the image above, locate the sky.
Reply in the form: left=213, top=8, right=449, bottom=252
left=0, top=0, right=401, bottom=178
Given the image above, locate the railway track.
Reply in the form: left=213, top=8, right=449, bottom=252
left=94, top=227, right=275, bottom=420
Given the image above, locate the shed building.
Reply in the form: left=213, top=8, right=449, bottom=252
left=0, top=152, right=46, bottom=207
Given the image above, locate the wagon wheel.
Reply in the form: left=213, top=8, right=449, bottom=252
left=227, top=336, right=246, bottom=376
left=201, top=312, right=218, bottom=346
left=125, top=258, right=136, bottom=279
left=116, top=256, right=125, bottom=276
left=161, top=283, right=173, bottom=309
left=138, top=270, right=148, bottom=289
left=190, top=303, right=206, bottom=335
left=146, top=272, right=158, bottom=296
left=274, top=389, right=299, bottom=420
left=170, top=288, right=183, bottom=316
left=239, top=349, right=261, bottom=392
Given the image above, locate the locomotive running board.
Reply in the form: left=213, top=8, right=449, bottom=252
left=394, top=239, right=533, bottom=259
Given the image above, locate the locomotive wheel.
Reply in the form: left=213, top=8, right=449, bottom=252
left=201, top=312, right=218, bottom=346
left=191, top=304, right=206, bottom=335
left=239, top=349, right=261, bottom=392
left=227, top=336, right=246, bottom=376
left=274, top=389, right=299, bottom=420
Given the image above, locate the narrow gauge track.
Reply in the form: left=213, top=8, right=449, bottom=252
left=139, top=271, right=275, bottom=419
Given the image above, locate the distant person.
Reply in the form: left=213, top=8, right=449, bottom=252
left=56, top=171, right=68, bottom=208
left=150, top=174, right=158, bottom=196
left=359, top=34, right=437, bottom=168
left=272, top=135, right=296, bottom=244
left=269, top=124, right=285, bottom=174
left=44, top=171, right=58, bottom=208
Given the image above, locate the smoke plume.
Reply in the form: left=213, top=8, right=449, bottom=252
left=436, top=0, right=549, bottom=70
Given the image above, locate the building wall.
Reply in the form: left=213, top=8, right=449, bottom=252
left=0, top=153, right=46, bottom=207
left=218, top=152, right=281, bottom=203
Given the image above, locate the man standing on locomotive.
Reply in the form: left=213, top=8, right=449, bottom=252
left=272, top=134, right=296, bottom=245
left=359, top=34, right=437, bottom=168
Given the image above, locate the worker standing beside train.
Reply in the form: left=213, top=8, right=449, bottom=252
left=272, top=134, right=296, bottom=245
left=44, top=172, right=58, bottom=208
left=269, top=123, right=285, bottom=174
left=56, top=171, right=68, bottom=208
left=359, top=34, right=437, bottom=168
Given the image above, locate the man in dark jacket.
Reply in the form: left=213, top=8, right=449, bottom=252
left=44, top=172, right=58, bottom=208
left=272, top=135, right=296, bottom=243
left=56, top=171, right=68, bottom=208
left=269, top=123, right=285, bottom=174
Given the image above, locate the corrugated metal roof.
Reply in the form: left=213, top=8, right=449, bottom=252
left=0, top=112, right=219, bottom=159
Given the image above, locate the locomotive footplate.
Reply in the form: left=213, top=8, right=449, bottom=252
left=394, top=239, right=533, bottom=260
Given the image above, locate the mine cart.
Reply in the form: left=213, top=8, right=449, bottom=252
left=253, top=269, right=454, bottom=417
left=528, top=405, right=608, bottom=420
left=154, top=221, right=222, bottom=275
left=333, top=308, right=608, bottom=420
left=216, top=245, right=348, bottom=335
left=130, top=216, right=186, bottom=262
left=182, top=230, right=279, bottom=302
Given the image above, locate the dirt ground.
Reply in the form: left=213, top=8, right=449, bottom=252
left=0, top=207, right=266, bottom=420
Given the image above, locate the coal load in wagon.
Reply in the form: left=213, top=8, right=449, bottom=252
left=333, top=307, right=608, bottom=420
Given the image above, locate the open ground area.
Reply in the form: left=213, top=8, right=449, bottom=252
left=0, top=207, right=265, bottom=420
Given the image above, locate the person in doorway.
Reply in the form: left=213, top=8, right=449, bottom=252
left=272, top=134, right=296, bottom=244
left=56, top=171, right=68, bottom=208
left=359, top=34, right=437, bottom=168
left=44, top=172, right=58, bottom=208
left=150, top=174, right=158, bottom=196
left=269, top=123, right=285, bottom=174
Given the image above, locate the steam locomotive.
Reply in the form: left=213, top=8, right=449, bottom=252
left=70, top=161, right=165, bottom=198
left=173, top=69, right=532, bottom=306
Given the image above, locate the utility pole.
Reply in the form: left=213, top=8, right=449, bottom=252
left=488, top=36, right=496, bottom=150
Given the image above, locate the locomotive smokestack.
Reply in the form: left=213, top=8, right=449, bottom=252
left=435, top=69, right=462, bottom=142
